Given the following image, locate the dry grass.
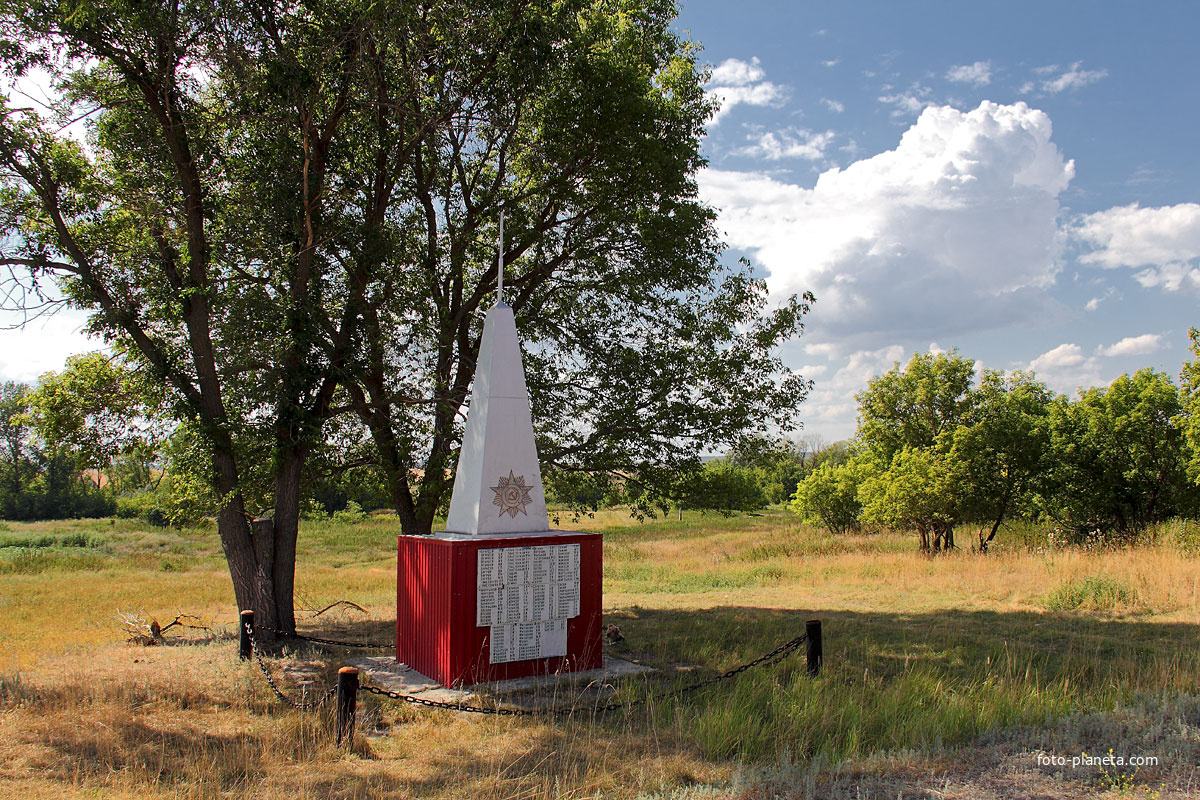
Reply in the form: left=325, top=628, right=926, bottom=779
left=1, top=509, right=1199, bottom=799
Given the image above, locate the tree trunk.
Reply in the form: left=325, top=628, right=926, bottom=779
left=980, top=515, right=1004, bottom=554
left=271, top=447, right=305, bottom=635
left=208, top=441, right=280, bottom=643
left=216, top=499, right=278, bottom=644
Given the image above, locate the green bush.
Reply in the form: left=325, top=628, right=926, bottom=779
left=58, top=532, right=92, bottom=547
left=115, top=491, right=173, bottom=527
left=331, top=500, right=367, bottom=524
left=1043, top=576, right=1138, bottom=612
left=299, top=497, right=330, bottom=521
left=789, top=460, right=868, bottom=535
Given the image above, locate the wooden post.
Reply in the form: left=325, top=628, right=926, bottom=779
left=336, top=667, right=359, bottom=747
left=239, top=609, right=254, bottom=661
left=805, top=619, right=822, bottom=676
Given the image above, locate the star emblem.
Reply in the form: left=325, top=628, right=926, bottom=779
left=490, top=470, right=533, bottom=518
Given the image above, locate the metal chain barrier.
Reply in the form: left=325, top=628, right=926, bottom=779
left=254, top=622, right=392, bottom=650
left=358, top=631, right=808, bottom=717
left=247, top=621, right=338, bottom=711
left=241, top=609, right=814, bottom=720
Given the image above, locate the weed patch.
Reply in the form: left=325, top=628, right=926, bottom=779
left=1043, top=576, right=1140, bottom=612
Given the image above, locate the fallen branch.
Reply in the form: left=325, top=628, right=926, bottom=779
left=117, top=609, right=212, bottom=645
left=312, top=600, right=368, bottom=617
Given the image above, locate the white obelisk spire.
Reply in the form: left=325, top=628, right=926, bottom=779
left=444, top=212, right=549, bottom=535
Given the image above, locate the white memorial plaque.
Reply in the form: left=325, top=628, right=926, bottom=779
left=477, top=586, right=502, bottom=627
left=478, top=544, right=580, bottom=662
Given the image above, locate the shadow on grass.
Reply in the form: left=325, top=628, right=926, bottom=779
left=594, top=605, right=1200, bottom=764
left=12, top=605, right=1200, bottom=798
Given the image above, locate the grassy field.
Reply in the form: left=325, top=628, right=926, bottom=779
left=1, top=511, right=1199, bottom=799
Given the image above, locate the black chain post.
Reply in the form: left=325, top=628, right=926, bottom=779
left=336, top=667, right=359, bottom=746
left=239, top=610, right=254, bottom=661
left=805, top=619, right=822, bottom=676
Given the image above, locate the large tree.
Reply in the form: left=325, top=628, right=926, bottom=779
left=1181, top=327, right=1200, bottom=485
left=1042, top=369, right=1195, bottom=541
left=855, top=350, right=976, bottom=465
left=0, top=0, right=809, bottom=630
left=950, top=369, right=1051, bottom=553
left=27, top=352, right=163, bottom=489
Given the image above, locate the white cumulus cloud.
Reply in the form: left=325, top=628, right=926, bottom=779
left=1097, top=334, right=1164, bottom=358
left=1075, top=202, right=1200, bottom=292
left=1032, top=343, right=1087, bottom=370
left=821, top=97, right=845, bottom=113
left=946, top=61, right=992, bottom=86
left=801, top=344, right=906, bottom=437
left=0, top=309, right=107, bottom=384
left=705, top=57, right=785, bottom=124
left=1039, top=62, right=1107, bottom=93
left=699, top=101, right=1075, bottom=345
left=737, top=128, right=835, bottom=161
left=1027, top=343, right=1101, bottom=394
left=708, top=57, right=765, bottom=86
left=878, top=84, right=933, bottom=118
left=1028, top=334, right=1165, bottom=395
left=1076, top=203, right=1200, bottom=267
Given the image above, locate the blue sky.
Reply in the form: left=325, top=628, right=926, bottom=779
left=2, top=2, right=1198, bottom=443
left=678, top=0, right=1200, bottom=439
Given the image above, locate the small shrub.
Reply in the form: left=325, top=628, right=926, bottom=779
left=115, top=491, right=175, bottom=527
left=1043, top=576, right=1138, bottom=612
left=331, top=500, right=367, bottom=524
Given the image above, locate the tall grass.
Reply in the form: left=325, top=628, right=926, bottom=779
left=0, top=510, right=1198, bottom=797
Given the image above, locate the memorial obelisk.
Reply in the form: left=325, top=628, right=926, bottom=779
left=396, top=214, right=603, bottom=686
left=444, top=215, right=550, bottom=536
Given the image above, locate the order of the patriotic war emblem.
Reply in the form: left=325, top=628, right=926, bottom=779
left=491, top=470, right=533, bottom=517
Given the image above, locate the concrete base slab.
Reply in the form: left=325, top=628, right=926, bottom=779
left=350, top=654, right=655, bottom=707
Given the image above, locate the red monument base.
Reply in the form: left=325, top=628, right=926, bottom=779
left=397, top=530, right=602, bottom=687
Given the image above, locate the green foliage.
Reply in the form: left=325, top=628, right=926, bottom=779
left=0, top=0, right=812, bottom=645
left=302, top=458, right=392, bottom=518
left=299, top=498, right=329, bottom=522
left=789, top=459, right=869, bottom=535
left=674, top=460, right=767, bottom=516
left=1180, top=327, right=1200, bottom=485
left=951, top=370, right=1052, bottom=550
left=0, top=381, right=116, bottom=520
left=543, top=468, right=626, bottom=511
left=27, top=353, right=164, bottom=489
left=725, top=434, right=817, bottom=505
left=330, top=500, right=367, bottom=524
left=1041, top=369, right=1195, bottom=542
left=859, top=447, right=958, bottom=552
left=856, top=351, right=977, bottom=464
left=0, top=531, right=91, bottom=548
